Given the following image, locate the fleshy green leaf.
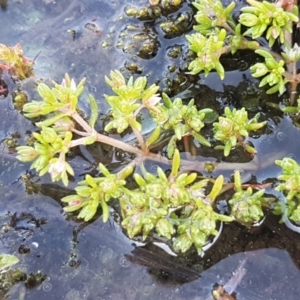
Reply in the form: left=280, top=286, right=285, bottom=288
left=208, top=175, right=224, bottom=202
left=88, top=94, right=99, bottom=128
left=171, top=149, right=180, bottom=177
left=0, top=254, right=19, bottom=271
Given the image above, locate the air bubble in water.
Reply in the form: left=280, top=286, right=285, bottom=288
left=42, top=282, right=52, bottom=292
left=119, top=255, right=130, bottom=268
left=276, top=131, right=287, bottom=141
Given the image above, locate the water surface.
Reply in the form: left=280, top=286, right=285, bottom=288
left=1, top=1, right=300, bottom=299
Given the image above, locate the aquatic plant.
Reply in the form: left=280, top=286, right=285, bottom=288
left=0, top=254, right=19, bottom=272
left=275, top=158, right=300, bottom=223
left=10, top=0, right=300, bottom=255
left=213, top=107, right=266, bottom=157
left=119, top=151, right=233, bottom=254
left=0, top=43, right=34, bottom=79
left=12, top=72, right=296, bottom=253
left=15, top=70, right=271, bottom=254
left=187, top=0, right=299, bottom=102
left=229, top=171, right=266, bottom=226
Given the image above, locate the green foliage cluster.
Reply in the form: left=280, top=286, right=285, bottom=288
left=12, top=71, right=265, bottom=253
left=188, top=0, right=299, bottom=96
left=16, top=74, right=88, bottom=186
left=15, top=70, right=270, bottom=254
left=239, top=0, right=298, bottom=46
left=8, top=0, right=300, bottom=255
left=250, top=50, right=287, bottom=94
left=213, top=107, right=266, bottom=156
left=0, top=254, right=19, bottom=272
left=149, top=94, right=212, bottom=157
left=104, top=70, right=159, bottom=133
left=119, top=151, right=234, bottom=254
left=229, top=171, right=266, bottom=226
left=0, top=43, right=35, bottom=79
left=62, top=163, right=133, bottom=222
left=186, top=28, right=227, bottom=79
left=275, top=158, right=300, bottom=223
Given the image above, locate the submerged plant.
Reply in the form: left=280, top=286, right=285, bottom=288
left=275, top=158, right=300, bottom=222
left=10, top=0, right=300, bottom=256
left=12, top=69, right=266, bottom=254
left=62, top=163, right=133, bottom=222
left=229, top=171, right=266, bottom=226
left=239, top=0, right=298, bottom=46
left=0, top=43, right=35, bottom=79
left=0, top=254, right=19, bottom=272
left=213, top=107, right=266, bottom=156
left=188, top=0, right=300, bottom=101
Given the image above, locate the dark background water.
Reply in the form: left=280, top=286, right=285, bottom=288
left=1, top=0, right=300, bottom=299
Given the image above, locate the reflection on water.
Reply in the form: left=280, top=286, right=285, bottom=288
left=2, top=175, right=300, bottom=299
left=2, top=184, right=300, bottom=300
left=2, top=0, right=300, bottom=299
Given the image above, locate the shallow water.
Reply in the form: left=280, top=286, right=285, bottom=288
left=1, top=0, right=300, bottom=299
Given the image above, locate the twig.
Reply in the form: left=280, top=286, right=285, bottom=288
left=223, top=258, right=247, bottom=294
left=130, top=124, right=148, bottom=154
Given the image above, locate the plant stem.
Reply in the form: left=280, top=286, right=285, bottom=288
left=70, top=137, right=91, bottom=148
left=284, top=71, right=300, bottom=105
left=68, top=110, right=94, bottom=133
left=130, top=124, right=149, bottom=153
left=95, top=132, right=146, bottom=156
left=222, top=22, right=235, bottom=35
left=183, top=135, right=192, bottom=160
left=69, top=110, right=146, bottom=155
left=63, top=109, right=287, bottom=174
left=131, top=104, right=150, bottom=152
left=71, top=128, right=90, bottom=136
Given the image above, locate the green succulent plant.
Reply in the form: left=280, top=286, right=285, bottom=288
left=121, top=150, right=234, bottom=254
left=186, top=28, right=227, bottom=79
left=16, top=128, right=74, bottom=186
left=239, top=0, right=299, bottom=47
left=62, top=164, right=133, bottom=222
left=275, top=158, right=300, bottom=223
left=149, top=93, right=212, bottom=157
left=104, top=70, right=159, bottom=133
left=213, top=107, right=267, bottom=157
left=250, top=49, right=287, bottom=95
left=192, top=0, right=235, bottom=34
left=188, top=0, right=300, bottom=97
left=229, top=171, right=266, bottom=226
left=22, top=73, right=86, bottom=118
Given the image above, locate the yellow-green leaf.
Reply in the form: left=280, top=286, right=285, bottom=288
left=146, top=126, right=161, bottom=147
left=88, top=94, right=99, bottom=128
left=0, top=254, right=19, bottom=271
left=171, top=149, right=180, bottom=177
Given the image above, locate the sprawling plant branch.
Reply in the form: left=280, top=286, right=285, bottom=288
left=188, top=0, right=299, bottom=100
left=8, top=0, right=300, bottom=255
